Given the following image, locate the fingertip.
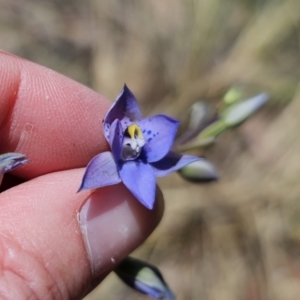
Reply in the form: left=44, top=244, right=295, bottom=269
left=0, top=169, right=164, bottom=298
left=79, top=184, right=164, bottom=277
left=0, top=52, right=112, bottom=178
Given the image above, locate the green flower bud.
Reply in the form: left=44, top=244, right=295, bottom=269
left=115, top=256, right=175, bottom=300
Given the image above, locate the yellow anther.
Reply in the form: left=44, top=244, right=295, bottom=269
left=127, top=124, right=143, bottom=139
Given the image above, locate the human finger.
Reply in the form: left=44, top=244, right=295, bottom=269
left=0, top=168, right=163, bottom=299
left=0, top=51, right=111, bottom=179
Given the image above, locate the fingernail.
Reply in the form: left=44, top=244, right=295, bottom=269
left=79, top=184, right=163, bottom=278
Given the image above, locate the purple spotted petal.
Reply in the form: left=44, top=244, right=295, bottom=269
left=78, top=152, right=121, bottom=191
left=104, top=85, right=143, bottom=141
left=138, top=115, right=180, bottom=163
left=119, top=161, right=156, bottom=209
left=109, top=119, right=123, bottom=162
left=151, top=151, right=200, bottom=177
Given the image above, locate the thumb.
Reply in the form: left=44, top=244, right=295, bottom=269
left=0, top=169, right=163, bottom=299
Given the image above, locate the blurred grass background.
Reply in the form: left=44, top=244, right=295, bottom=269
left=1, top=0, right=300, bottom=299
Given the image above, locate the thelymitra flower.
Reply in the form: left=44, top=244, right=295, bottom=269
left=78, top=85, right=200, bottom=209
left=0, top=153, right=29, bottom=185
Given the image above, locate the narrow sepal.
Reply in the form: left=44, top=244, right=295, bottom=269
left=119, top=161, right=156, bottom=209
left=78, top=152, right=121, bottom=191
left=105, top=84, right=142, bottom=127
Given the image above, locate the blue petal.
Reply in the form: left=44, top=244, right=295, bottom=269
left=78, top=152, right=121, bottom=191
left=104, top=85, right=143, bottom=141
left=151, top=151, right=200, bottom=177
left=109, top=119, right=123, bottom=162
left=138, top=115, right=180, bottom=163
left=0, top=152, right=29, bottom=174
left=119, top=161, right=156, bottom=209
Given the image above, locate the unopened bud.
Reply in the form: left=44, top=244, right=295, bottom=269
left=221, top=93, right=269, bottom=127
left=115, top=256, right=175, bottom=300
left=179, top=159, right=218, bottom=182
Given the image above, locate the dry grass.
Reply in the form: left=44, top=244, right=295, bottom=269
left=1, top=0, right=300, bottom=299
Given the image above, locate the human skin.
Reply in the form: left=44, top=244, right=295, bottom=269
left=0, top=51, right=164, bottom=299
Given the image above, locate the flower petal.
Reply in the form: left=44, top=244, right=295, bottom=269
left=78, top=151, right=121, bottom=191
left=104, top=85, right=142, bottom=141
left=119, top=161, right=156, bottom=209
left=151, top=151, right=200, bottom=177
left=0, top=152, right=29, bottom=174
left=138, top=115, right=180, bottom=163
left=109, top=119, right=123, bottom=162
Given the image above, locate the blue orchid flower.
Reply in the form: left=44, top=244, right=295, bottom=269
left=79, top=85, right=200, bottom=209
left=0, top=153, right=29, bottom=185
